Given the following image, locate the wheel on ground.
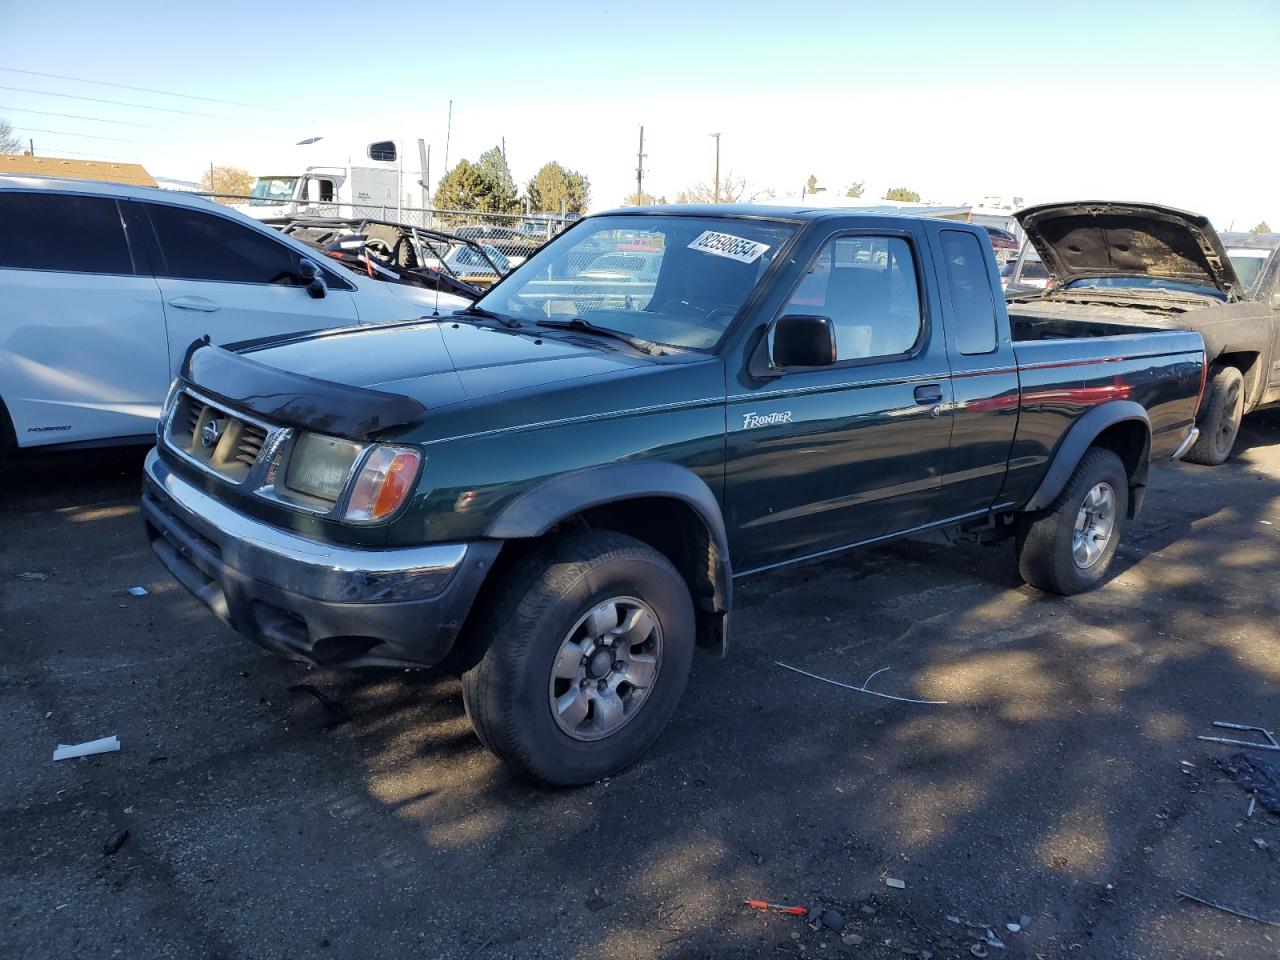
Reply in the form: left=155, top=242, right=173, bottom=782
left=1184, top=365, right=1244, bottom=466
left=1016, top=447, right=1129, bottom=595
left=461, top=530, right=695, bottom=786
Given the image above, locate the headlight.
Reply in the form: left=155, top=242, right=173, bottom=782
left=285, top=432, right=364, bottom=503
left=343, top=444, right=422, bottom=522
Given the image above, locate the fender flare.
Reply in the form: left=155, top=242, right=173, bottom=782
left=485, top=461, right=733, bottom=652
left=1023, top=400, right=1151, bottom=515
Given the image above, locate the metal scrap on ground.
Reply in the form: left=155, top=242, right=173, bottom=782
left=776, top=662, right=949, bottom=705
left=52, top=735, right=120, bottom=761
left=1197, top=721, right=1280, bottom=751
left=1177, top=890, right=1280, bottom=928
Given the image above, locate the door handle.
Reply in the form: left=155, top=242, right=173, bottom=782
left=913, top=384, right=943, bottom=405
left=167, top=296, right=220, bottom=313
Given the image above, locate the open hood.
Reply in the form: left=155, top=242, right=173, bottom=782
left=1015, top=202, right=1241, bottom=300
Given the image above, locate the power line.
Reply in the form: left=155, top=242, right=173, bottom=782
left=14, top=126, right=151, bottom=144
left=0, top=104, right=186, bottom=132
left=0, top=66, right=269, bottom=110
left=0, top=84, right=220, bottom=118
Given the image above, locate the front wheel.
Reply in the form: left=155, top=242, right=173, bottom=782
left=1016, top=448, right=1129, bottom=595
left=1184, top=365, right=1244, bottom=466
left=461, top=531, right=695, bottom=786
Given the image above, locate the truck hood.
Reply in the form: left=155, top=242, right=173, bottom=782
left=1016, top=201, right=1241, bottom=300
left=231, top=319, right=657, bottom=418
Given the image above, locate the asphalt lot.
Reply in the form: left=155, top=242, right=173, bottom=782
left=3, top=415, right=1280, bottom=960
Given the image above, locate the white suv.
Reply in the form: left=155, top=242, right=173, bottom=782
left=0, top=176, right=470, bottom=454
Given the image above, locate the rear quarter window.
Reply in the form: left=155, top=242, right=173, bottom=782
left=0, top=191, right=135, bottom=274
left=941, top=230, right=998, bottom=355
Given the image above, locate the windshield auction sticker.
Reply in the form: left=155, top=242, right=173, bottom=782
left=687, top=230, right=770, bottom=264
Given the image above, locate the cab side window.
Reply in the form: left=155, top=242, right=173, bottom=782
left=145, top=203, right=301, bottom=285
left=783, top=236, right=922, bottom=361
left=0, top=192, right=135, bottom=275
left=941, top=230, right=998, bottom=355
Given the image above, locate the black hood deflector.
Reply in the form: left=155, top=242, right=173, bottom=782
left=180, top=341, right=427, bottom=440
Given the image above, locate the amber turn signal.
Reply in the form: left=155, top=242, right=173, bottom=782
left=343, top=445, right=422, bottom=522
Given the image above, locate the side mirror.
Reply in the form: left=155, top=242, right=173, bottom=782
left=298, top=258, right=326, bottom=299
left=773, top=314, right=837, bottom=368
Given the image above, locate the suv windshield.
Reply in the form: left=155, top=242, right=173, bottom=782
left=248, top=177, right=299, bottom=205
left=474, top=214, right=797, bottom=350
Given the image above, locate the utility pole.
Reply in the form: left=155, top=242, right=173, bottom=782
left=635, top=125, right=646, bottom=206
left=29, top=138, right=34, bottom=157
left=443, top=99, right=453, bottom=175
left=709, top=132, right=721, bottom=203
left=209, top=161, right=215, bottom=195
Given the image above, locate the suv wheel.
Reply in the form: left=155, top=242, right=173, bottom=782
left=461, top=530, right=695, bottom=786
left=1015, top=447, right=1129, bottom=595
left=1184, top=365, right=1244, bottom=466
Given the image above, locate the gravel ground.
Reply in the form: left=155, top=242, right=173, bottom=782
left=3, top=413, right=1279, bottom=960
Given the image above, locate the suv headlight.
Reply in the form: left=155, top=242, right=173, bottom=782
left=343, top=444, right=422, bottom=522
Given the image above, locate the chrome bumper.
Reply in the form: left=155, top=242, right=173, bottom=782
left=142, top=448, right=464, bottom=603
left=141, top=448, right=499, bottom=668
left=1170, top=426, right=1200, bottom=462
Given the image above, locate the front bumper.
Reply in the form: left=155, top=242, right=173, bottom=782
left=141, top=449, right=499, bottom=668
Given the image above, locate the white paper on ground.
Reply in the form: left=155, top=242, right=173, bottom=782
left=53, top=736, right=121, bottom=762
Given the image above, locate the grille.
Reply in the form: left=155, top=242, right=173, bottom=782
left=168, top=391, right=273, bottom=483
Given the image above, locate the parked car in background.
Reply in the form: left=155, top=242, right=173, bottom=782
left=0, top=176, right=469, bottom=456
left=454, top=224, right=542, bottom=267
left=1001, top=243, right=1050, bottom=294
left=420, top=242, right=511, bottom=290
left=980, top=224, right=1020, bottom=262
left=143, top=204, right=1204, bottom=785
left=1009, top=202, right=1280, bottom=465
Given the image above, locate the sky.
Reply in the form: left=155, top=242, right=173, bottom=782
left=1, top=0, right=1277, bottom=228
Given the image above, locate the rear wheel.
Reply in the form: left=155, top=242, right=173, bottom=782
left=1016, top=447, right=1129, bottom=595
left=461, top=530, right=695, bottom=786
left=1184, top=365, right=1244, bottom=466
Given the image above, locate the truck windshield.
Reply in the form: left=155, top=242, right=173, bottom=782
left=248, top=177, right=299, bottom=206
left=473, top=215, right=797, bottom=350
left=1227, top=248, right=1271, bottom=296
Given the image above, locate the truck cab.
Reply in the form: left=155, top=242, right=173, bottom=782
left=236, top=138, right=405, bottom=221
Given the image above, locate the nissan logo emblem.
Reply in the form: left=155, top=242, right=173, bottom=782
left=200, top=418, right=225, bottom=448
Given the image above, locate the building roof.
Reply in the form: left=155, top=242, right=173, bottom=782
left=0, top=154, right=157, bottom=187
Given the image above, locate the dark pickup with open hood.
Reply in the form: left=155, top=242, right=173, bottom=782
left=1016, top=201, right=1241, bottom=300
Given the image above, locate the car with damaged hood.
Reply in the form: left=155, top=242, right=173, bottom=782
left=1008, top=202, right=1280, bottom=465
left=142, top=205, right=1205, bottom=785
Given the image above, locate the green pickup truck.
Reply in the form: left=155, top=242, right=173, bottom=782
left=143, top=205, right=1206, bottom=784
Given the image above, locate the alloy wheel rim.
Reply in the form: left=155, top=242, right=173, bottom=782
left=548, top=597, right=663, bottom=741
left=1072, top=482, right=1117, bottom=569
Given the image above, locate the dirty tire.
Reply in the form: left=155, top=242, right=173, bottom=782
left=361, top=224, right=417, bottom=268
left=461, top=530, right=695, bottom=786
left=1016, top=447, right=1129, bottom=596
left=1185, top=365, right=1244, bottom=466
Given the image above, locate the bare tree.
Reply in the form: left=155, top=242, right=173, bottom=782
left=676, top=173, right=772, bottom=204
left=0, top=117, right=21, bottom=154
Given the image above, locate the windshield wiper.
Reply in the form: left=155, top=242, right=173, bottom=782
left=452, top=304, right=520, bottom=329
left=535, top=318, right=662, bottom=356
